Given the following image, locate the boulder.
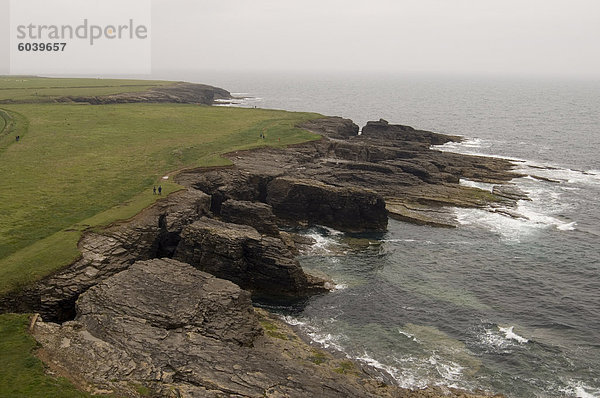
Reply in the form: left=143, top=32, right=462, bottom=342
left=76, top=259, right=260, bottom=347
left=220, top=199, right=280, bottom=236
left=299, top=116, right=359, bottom=139
left=361, top=119, right=462, bottom=145
left=174, top=217, right=327, bottom=296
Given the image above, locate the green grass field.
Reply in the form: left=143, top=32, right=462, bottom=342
left=0, top=313, right=95, bottom=398
left=0, top=103, right=321, bottom=294
left=0, top=77, right=322, bottom=397
left=0, top=76, right=174, bottom=102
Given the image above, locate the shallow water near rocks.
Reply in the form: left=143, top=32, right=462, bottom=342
left=149, top=71, right=600, bottom=398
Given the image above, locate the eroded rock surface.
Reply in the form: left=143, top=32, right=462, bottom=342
left=220, top=199, right=280, bottom=236
left=266, top=177, right=388, bottom=232
left=33, top=259, right=501, bottom=398
left=179, top=117, right=524, bottom=229
left=174, top=217, right=326, bottom=296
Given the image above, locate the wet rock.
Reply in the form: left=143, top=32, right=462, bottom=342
left=492, top=184, right=531, bottom=202
left=179, top=117, right=523, bottom=229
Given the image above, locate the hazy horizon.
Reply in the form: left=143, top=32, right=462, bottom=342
left=150, top=0, right=600, bottom=80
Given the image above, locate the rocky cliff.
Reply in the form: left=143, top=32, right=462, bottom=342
left=2, top=115, right=516, bottom=398
left=61, top=82, right=232, bottom=105
left=32, top=259, right=502, bottom=398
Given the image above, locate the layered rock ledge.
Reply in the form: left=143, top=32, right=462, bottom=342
left=181, top=117, right=522, bottom=229
left=32, top=258, right=502, bottom=398
left=0, top=82, right=232, bottom=105
left=62, top=82, right=232, bottom=105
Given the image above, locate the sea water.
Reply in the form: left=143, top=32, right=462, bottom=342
left=156, top=71, right=600, bottom=398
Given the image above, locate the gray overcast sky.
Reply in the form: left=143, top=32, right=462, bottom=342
left=152, top=0, right=600, bottom=77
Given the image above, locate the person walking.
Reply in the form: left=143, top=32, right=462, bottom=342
left=158, top=185, right=162, bottom=195
left=153, top=186, right=156, bottom=195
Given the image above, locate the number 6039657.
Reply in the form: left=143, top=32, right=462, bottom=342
left=17, top=43, right=67, bottom=51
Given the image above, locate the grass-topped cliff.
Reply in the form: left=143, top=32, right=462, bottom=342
left=0, top=77, right=321, bottom=296
left=0, top=77, right=322, bottom=397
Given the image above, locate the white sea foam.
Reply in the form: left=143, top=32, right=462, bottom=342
left=383, top=238, right=416, bottom=243
left=302, top=232, right=338, bottom=254
left=557, top=221, right=577, bottom=231
left=455, top=183, right=577, bottom=240
left=214, top=96, right=264, bottom=108
left=498, top=326, right=529, bottom=344
left=561, top=380, right=600, bottom=398
left=456, top=207, right=549, bottom=242
left=322, top=225, right=345, bottom=236
left=398, top=329, right=419, bottom=343
left=516, top=162, right=600, bottom=187
left=428, top=354, right=464, bottom=382
left=434, top=139, right=526, bottom=163
left=459, top=178, right=495, bottom=192
left=280, top=315, right=346, bottom=351
left=299, top=226, right=348, bottom=255
left=280, top=315, right=306, bottom=327
left=355, top=353, right=406, bottom=385
left=436, top=138, right=488, bottom=151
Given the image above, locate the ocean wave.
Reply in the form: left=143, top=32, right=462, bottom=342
left=333, top=283, right=348, bottom=290
left=459, top=178, right=495, bottom=192
left=473, top=324, right=529, bottom=356
left=383, top=238, right=434, bottom=244
left=398, top=328, right=419, bottom=343
left=280, top=315, right=346, bottom=352
left=354, top=353, right=409, bottom=387
left=560, top=379, right=600, bottom=398
left=456, top=170, right=579, bottom=240
left=428, top=354, right=464, bottom=382
left=436, top=138, right=488, bottom=151
left=433, top=139, right=526, bottom=162
left=516, top=162, right=600, bottom=187
left=280, top=316, right=481, bottom=392
left=213, top=96, right=264, bottom=108
left=498, top=326, right=529, bottom=344
left=301, top=234, right=340, bottom=254
left=557, top=221, right=577, bottom=231
left=455, top=206, right=575, bottom=242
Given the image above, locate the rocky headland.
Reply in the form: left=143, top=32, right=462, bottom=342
left=61, top=82, right=233, bottom=105
left=1, top=116, right=518, bottom=397
left=0, top=82, right=232, bottom=105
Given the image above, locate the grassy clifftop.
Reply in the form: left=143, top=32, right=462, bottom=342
left=0, top=76, right=173, bottom=102
left=0, top=77, right=322, bottom=398
left=0, top=78, right=322, bottom=296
